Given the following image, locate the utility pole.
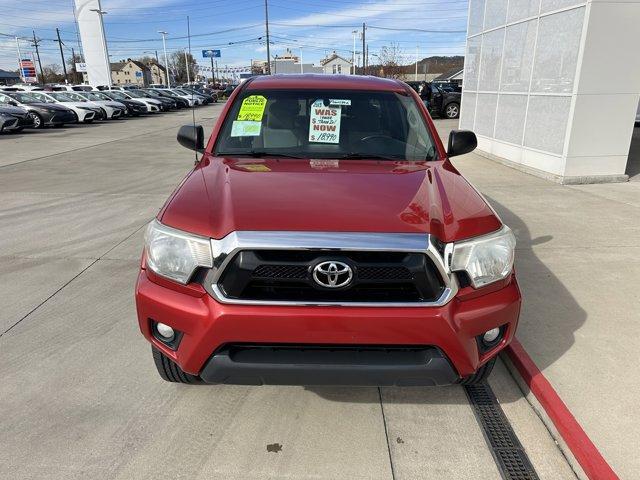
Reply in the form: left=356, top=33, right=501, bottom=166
left=155, top=50, right=159, bottom=64
left=31, top=31, right=44, bottom=84
left=15, top=37, right=24, bottom=82
left=56, top=28, right=68, bottom=83
left=361, top=23, right=366, bottom=75
left=72, top=47, right=78, bottom=83
left=415, top=43, right=419, bottom=80
left=210, top=55, right=215, bottom=85
left=158, top=31, right=170, bottom=86
left=264, top=0, right=271, bottom=74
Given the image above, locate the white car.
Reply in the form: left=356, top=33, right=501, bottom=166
left=107, top=90, right=162, bottom=114
left=50, top=84, right=95, bottom=92
left=28, top=91, right=99, bottom=124
left=75, top=91, right=126, bottom=119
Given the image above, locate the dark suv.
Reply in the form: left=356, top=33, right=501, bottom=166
left=407, top=82, right=461, bottom=119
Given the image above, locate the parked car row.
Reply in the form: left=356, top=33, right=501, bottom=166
left=0, top=85, right=217, bottom=133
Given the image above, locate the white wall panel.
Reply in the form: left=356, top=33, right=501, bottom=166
left=478, top=29, right=505, bottom=91
left=531, top=7, right=584, bottom=93
left=460, top=92, right=477, bottom=130
left=495, top=94, right=528, bottom=144
left=464, top=36, right=482, bottom=91
left=507, top=0, right=540, bottom=23
left=475, top=93, right=499, bottom=137
left=500, top=20, right=537, bottom=92
left=468, top=0, right=487, bottom=35
left=484, top=0, right=509, bottom=29
left=524, top=96, right=571, bottom=154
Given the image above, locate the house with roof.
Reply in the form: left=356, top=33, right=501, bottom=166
left=146, top=61, right=167, bottom=85
left=433, top=68, right=464, bottom=88
left=320, top=51, right=353, bottom=75
left=110, top=59, right=152, bottom=86
left=0, top=69, right=21, bottom=86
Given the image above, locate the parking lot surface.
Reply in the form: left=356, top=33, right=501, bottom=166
left=1, top=108, right=583, bottom=479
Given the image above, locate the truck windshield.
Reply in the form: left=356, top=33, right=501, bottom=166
left=215, top=90, right=437, bottom=161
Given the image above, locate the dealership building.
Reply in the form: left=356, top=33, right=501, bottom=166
left=461, top=0, right=640, bottom=183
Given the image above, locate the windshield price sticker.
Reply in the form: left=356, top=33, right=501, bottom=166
left=309, top=99, right=341, bottom=144
left=329, top=99, right=351, bottom=106
left=237, top=95, right=267, bottom=121
left=231, top=120, right=262, bottom=137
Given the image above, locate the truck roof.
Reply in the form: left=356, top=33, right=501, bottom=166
left=245, top=74, right=408, bottom=92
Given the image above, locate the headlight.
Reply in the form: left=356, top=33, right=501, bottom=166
left=144, top=220, right=213, bottom=284
left=451, top=226, right=516, bottom=288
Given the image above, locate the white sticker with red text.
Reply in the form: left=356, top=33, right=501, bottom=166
left=308, top=99, right=341, bottom=144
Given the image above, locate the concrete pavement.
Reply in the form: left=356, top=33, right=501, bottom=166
left=0, top=109, right=575, bottom=479
left=447, top=119, right=640, bottom=479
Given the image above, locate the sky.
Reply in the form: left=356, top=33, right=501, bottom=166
left=0, top=0, right=468, bottom=74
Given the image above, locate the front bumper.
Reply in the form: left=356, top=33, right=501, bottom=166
left=44, top=111, right=76, bottom=125
left=136, top=270, right=521, bottom=384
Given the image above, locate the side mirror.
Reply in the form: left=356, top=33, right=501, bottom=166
left=447, top=130, right=477, bottom=158
left=9, top=101, right=18, bottom=106
left=177, top=124, right=205, bottom=152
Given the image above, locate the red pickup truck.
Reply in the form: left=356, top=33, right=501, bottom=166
left=135, top=75, right=520, bottom=386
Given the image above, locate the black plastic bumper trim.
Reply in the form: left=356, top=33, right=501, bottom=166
left=199, top=345, right=460, bottom=386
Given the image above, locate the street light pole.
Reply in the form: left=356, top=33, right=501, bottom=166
left=352, top=30, right=358, bottom=75
left=299, top=47, right=303, bottom=74
left=158, top=31, right=170, bottom=86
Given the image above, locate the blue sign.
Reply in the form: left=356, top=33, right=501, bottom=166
left=202, top=49, right=221, bottom=58
left=135, top=71, right=143, bottom=77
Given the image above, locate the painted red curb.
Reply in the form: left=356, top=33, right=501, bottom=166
left=505, top=338, right=619, bottom=480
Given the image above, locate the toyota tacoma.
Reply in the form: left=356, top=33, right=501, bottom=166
left=135, top=75, right=520, bottom=386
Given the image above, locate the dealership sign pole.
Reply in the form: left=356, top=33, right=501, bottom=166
left=202, top=49, right=221, bottom=85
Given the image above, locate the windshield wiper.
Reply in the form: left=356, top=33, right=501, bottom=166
left=222, top=150, right=305, bottom=159
left=338, top=153, right=401, bottom=161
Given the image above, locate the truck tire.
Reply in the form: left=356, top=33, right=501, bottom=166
left=152, top=346, right=202, bottom=384
left=445, top=102, right=460, bottom=119
left=459, top=357, right=496, bottom=385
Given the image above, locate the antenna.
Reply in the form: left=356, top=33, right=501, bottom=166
left=187, top=15, right=198, bottom=163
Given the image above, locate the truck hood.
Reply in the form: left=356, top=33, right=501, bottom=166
left=160, top=156, right=501, bottom=242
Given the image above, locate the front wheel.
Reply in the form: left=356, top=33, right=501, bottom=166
left=444, top=102, right=460, bottom=119
left=29, top=112, right=44, bottom=129
left=459, top=357, right=496, bottom=385
left=152, top=347, right=202, bottom=384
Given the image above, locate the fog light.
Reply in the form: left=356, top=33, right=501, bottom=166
left=483, top=328, right=500, bottom=344
left=156, top=322, right=175, bottom=340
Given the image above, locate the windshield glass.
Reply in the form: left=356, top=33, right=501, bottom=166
left=81, top=92, right=102, bottom=101
left=28, top=92, right=56, bottom=103
left=107, top=91, right=128, bottom=100
left=215, top=89, right=437, bottom=161
left=5, top=92, right=39, bottom=104
left=132, top=90, right=152, bottom=98
left=49, top=92, right=76, bottom=102
left=91, top=92, right=111, bottom=101
left=65, top=92, right=88, bottom=102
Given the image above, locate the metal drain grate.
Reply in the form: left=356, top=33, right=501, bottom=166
left=465, top=383, right=540, bottom=480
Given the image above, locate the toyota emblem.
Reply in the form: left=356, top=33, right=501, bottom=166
left=312, top=261, right=353, bottom=288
